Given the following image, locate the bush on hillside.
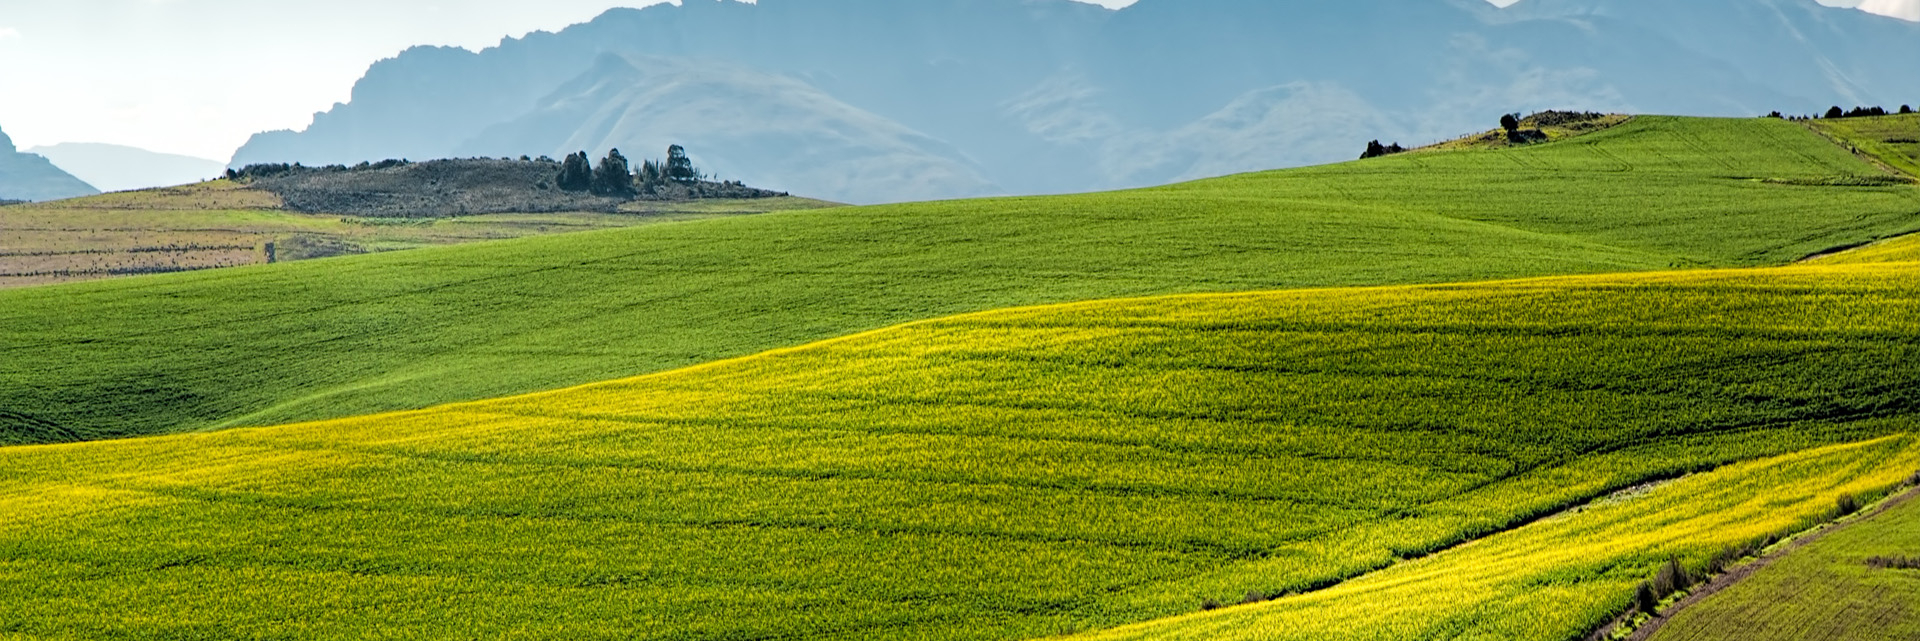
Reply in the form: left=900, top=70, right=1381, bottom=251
left=1835, top=493, right=1862, bottom=517
left=1635, top=581, right=1659, bottom=614
left=1360, top=140, right=1407, bottom=159
left=1903, top=105, right=1915, bottom=115
left=1826, top=106, right=1847, bottom=119
left=1501, top=113, right=1521, bottom=134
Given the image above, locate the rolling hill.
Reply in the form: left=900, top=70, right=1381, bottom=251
left=2, top=256, right=1916, bottom=640
left=229, top=0, right=1920, bottom=202
left=5, top=116, right=1920, bottom=446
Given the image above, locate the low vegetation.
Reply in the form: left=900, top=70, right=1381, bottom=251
left=233, top=146, right=787, bottom=218
left=1418, top=110, right=1632, bottom=153
left=4, top=116, right=1917, bottom=445
left=2, top=260, right=1917, bottom=640
left=1649, top=480, right=1920, bottom=641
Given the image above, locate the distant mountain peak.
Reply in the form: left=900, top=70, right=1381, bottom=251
left=0, top=124, right=100, bottom=201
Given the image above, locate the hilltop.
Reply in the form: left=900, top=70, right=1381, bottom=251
left=232, top=153, right=788, bottom=218
left=5, top=116, right=1918, bottom=445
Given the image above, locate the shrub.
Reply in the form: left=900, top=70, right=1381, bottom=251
left=1201, top=598, right=1223, bottom=611
left=1826, top=106, right=1846, bottom=119
left=1652, top=557, right=1692, bottom=595
left=1635, top=581, right=1659, bottom=614
left=1836, top=493, right=1861, bottom=517
left=1902, top=105, right=1914, bottom=115
left=1501, top=113, right=1521, bottom=133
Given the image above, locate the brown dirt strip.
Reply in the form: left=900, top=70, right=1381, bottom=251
left=1587, top=483, right=1920, bottom=641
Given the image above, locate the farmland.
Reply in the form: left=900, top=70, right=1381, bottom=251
left=0, top=180, right=830, bottom=288
left=6, top=116, right=1920, bottom=445
left=2, top=258, right=1919, bottom=639
left=1648, top=480, right=1920, bottom=641
left=1808, top=113, right=1920, bottom=179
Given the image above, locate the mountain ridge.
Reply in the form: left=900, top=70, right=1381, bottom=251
left=0, top=126, right=99, bottom=202
left=230, top=0, right=1920, bottom=203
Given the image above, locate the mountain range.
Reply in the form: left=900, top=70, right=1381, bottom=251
left=231, top=0, right=1920, bottom=204
left=0, top=126, right=99, bottom=202
left=27, top=143, right=226, bottom=194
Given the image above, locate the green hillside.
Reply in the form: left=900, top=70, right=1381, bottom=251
left=3, top=260, right=1917, bottom=640
left=5, top=116, right=1919, bottom=445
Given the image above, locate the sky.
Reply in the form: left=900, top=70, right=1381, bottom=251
left=0, top=0, right=1912, bottom=162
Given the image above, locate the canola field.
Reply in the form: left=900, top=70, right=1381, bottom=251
left=3, top=260, right=1918, bottom=640
left=1649, top=480, right=1920, bottom=641
left=6, top=116, right=1919, bottom=446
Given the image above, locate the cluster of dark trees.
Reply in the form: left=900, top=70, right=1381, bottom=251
left=1359, top=140, right=1407, bottom=160
left=1771, top=105, right=1915, bottom=120
left=557, top=145, right=706, bottom=196
left=227, top=159, right=411, bottom=181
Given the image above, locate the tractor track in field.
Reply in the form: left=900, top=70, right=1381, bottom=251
left=1588, top=482, right=1920, bottom=641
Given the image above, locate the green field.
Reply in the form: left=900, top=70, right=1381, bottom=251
left=1650, top=483, right=1920, bottom=641
left=2, top=258, right=1918, bottom=640
left=0, top=180, right=829, bottom=289
left=1077, top=437, right=1920, bottom=641
left=6, top=116, right=1918, bottom=445
left=1809, top=113, right=1920, bottom=179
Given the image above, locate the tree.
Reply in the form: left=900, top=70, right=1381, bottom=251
left=665, top=144, right=699, bottom=183
left=557, top=152, right=592, bottom=192
left=592, top=149, right=634, bottom=196
left=1903, top=105, right=1915, bottom=115
left=1361, top=140, right=1388, bottom=160
left=1500, top=113, right=1521, bottom=134
left=1825, top=106, right=1846, bottom=119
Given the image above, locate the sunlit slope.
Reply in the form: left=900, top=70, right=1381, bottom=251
left=1075, top=437, right=1920, bottom=641
left=1815, top=232, right=1920, bottom=264
left=1651, top=474, right=1920, bottom=641
left=4, top=261, right=1919, bottom=640
left=6, top=116, right=1918, bottom=445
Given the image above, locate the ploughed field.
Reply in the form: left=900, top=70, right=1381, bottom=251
left=0, top=180, right=828, bottom=289
left=3, top=259, right=1919, bottom=640
left=6, top=116, right=1919, bottom=446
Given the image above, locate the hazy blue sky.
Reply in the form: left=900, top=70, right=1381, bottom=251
left=0, top=0, right=1912, bottom=161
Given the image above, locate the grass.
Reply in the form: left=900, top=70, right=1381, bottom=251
left=2, top=259, right=1919, bottom=640
left=1073, top=437, right=1920, bottom=641
left=1807, top=113, right=1920, bottom=179
left=1649, top=480, right=1920, bottom=641
left=5, top=115, right=1918, bottom=445
left=0, top=180, right=829, bottom=289
left=1811, top=231, right=1920, bottom=265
